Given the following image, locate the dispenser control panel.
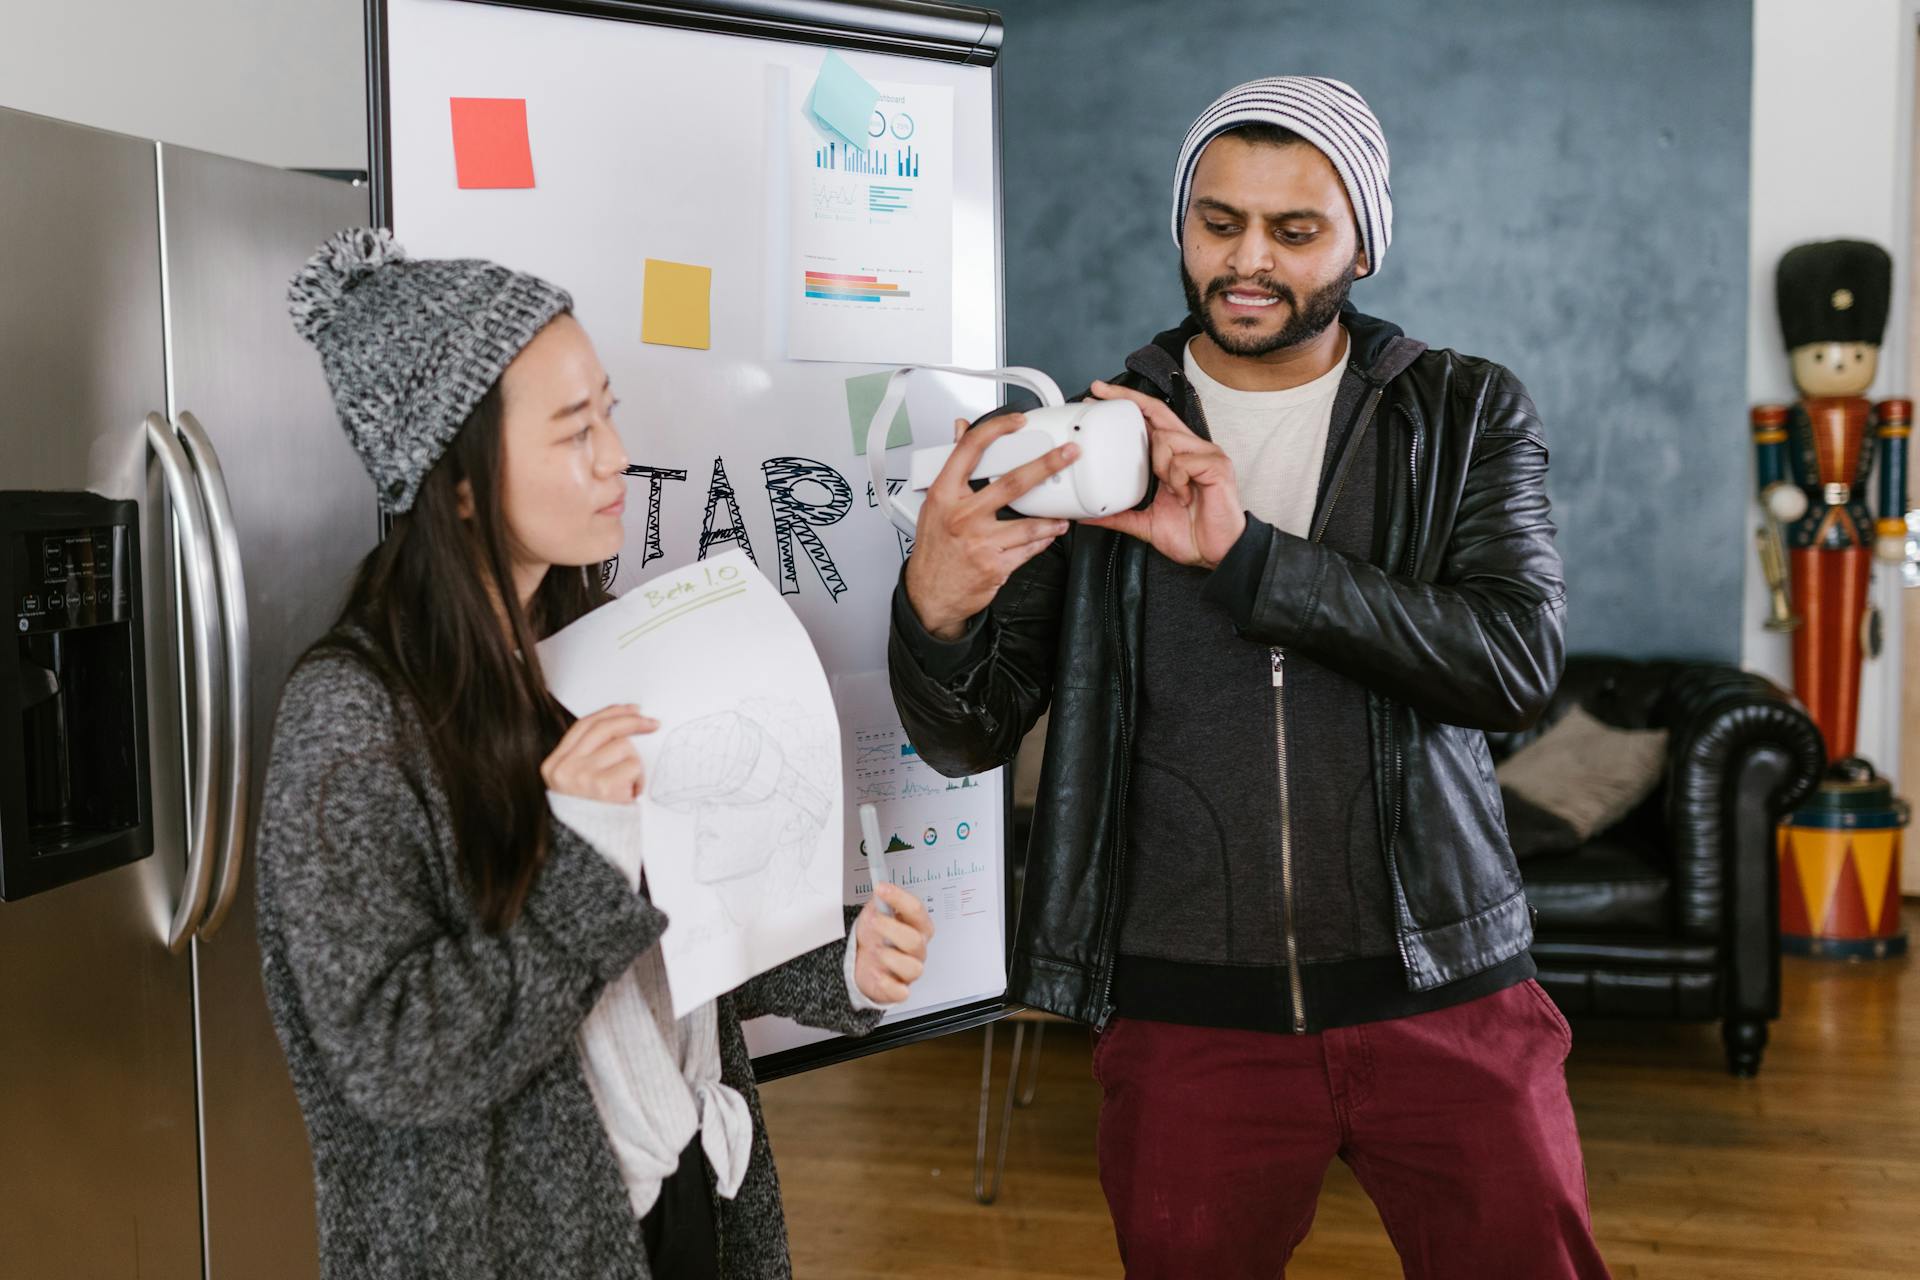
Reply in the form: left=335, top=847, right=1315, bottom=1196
left=14, top=525, right=132, bottom=635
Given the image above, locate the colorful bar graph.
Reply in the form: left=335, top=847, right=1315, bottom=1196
left=804, top=270, right=913, bottom=303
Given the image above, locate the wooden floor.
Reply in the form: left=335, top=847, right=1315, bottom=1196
left=759, top=905, right=1919, bottom=1279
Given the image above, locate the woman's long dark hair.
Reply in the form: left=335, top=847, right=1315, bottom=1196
left=322, top=383, right=609, bottom=931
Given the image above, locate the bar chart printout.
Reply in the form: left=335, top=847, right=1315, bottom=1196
left=789, top=73, right=953, bottom=363
left=812, top=140, right=923, bottom=180
left=803, top=271, right=913, bottom=303
left=836, top=669, right=1004, bottom=1015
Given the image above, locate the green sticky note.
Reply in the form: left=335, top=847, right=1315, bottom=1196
left=846, top=371, right=911, bottom=456
left=807, top=51, right=881, bottom=152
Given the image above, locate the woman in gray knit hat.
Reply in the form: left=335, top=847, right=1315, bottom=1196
left=255, top=228, right=934, bottom=1279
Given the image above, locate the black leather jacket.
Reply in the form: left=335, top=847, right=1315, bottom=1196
left=888, top=308, right=1567, bottom=1027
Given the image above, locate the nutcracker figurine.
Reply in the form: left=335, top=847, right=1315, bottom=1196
left=1752, top=239, right=1913, bottom=959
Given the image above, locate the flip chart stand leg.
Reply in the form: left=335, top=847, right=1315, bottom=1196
left=973, top=1018, right=1046, bottom=1205
left=1015, top=1023, right=1044, bottom=1107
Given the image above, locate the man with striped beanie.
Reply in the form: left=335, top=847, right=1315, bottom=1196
left=890, top=78, right=1605, bottom=1277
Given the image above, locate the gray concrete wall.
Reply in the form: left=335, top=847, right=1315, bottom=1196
left=995, top=0, right=1755, bottom=661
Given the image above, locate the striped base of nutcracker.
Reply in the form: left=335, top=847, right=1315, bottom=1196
left=1778, top=775, right=1910, bottom=960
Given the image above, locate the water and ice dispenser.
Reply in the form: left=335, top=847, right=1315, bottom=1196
left=1, top=492, right=152, bottom=899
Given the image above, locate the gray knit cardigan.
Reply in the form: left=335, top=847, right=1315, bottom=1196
left=255, top=645, right=882, bottom=1278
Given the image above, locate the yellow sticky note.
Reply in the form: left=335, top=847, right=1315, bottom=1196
left=642, top=259, right=712, bottom=350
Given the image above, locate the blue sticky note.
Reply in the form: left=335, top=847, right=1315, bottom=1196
left=807, top=51, right=880, bottom=152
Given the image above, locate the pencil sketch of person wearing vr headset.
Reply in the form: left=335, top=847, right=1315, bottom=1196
left=650, top=698, right=834, bottom=926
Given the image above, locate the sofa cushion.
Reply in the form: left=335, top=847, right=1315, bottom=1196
left=1522, top=832, right=1672, bottom=932
left=1530, top=935, right=1717, bottom=968
left=1498, top=706, right=1669, bottom=857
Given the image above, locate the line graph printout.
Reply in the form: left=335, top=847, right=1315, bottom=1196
left=836, top=669, right=1005, bottom=1014
left=537, top=549, right=844, bottom=1016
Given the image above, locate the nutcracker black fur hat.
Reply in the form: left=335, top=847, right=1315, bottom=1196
left=1776, top=239, right=1892, bottom=351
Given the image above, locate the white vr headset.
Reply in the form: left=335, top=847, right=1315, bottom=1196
left=865, top=365, right=1154, bottom=537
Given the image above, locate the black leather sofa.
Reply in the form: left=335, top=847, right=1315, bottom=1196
left=1491, top=657, right=1826, bottom=1077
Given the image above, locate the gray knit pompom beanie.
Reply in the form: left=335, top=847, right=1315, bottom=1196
left=288, top=228, right=573, bottom=513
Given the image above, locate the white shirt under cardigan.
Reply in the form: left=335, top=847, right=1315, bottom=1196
left=1183, top=328, right=1350, bottom=537
left=548, top=791, right=884, bottom=1220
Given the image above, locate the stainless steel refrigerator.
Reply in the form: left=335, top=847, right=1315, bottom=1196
left=0, top=106, right=374, bottom=1278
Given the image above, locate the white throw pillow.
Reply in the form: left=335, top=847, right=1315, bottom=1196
left=1496, top=705, right=1669, bottom=842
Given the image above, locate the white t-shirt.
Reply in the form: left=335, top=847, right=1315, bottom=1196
left=1182, top=329, right=1349, bottom=539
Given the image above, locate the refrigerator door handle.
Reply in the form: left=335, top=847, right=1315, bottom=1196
left=147, top=412, right=225, bottom=952
left=175, top=411, right=252, bottom=940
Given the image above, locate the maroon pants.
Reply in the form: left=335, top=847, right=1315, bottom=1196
left=1094, top=981, right=1610, bottom=1279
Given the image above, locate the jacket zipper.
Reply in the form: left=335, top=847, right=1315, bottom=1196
left=1270, top=650, right=1306, bottom=1033
left=1094, top=534, right=1131, bottom=1030
left=1386, top=408, right=1421, bottom=885
left=1272, top=381, right=1384, bottom=1035
left=1388, top=414, right=1426, bottom=971
left=1398, top=407, right=1422, bottom=577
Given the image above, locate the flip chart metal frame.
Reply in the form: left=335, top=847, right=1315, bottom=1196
left=364, top=0, right=1020, bottom=1081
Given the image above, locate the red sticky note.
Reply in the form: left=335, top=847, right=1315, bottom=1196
left=449, top=98, right=535, bottom=189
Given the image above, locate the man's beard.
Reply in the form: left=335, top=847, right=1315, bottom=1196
left=1181, top=255, right=1359, bottom=357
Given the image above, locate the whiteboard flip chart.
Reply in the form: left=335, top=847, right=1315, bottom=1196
left=379, top=0, right=1010, bottom=1075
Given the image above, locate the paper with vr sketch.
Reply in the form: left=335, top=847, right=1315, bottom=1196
left=537, top=549, right=844, bottom=1017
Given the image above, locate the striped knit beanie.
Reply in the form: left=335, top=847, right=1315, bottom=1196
left=1171, top=77, right=1392, bottom=278
left=288, top=228, right=573, bottom=514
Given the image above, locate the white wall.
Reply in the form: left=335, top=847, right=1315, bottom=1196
left=1745, top=0, right=1916, bottom=858
left=0, top=0, right=366, bottom=170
